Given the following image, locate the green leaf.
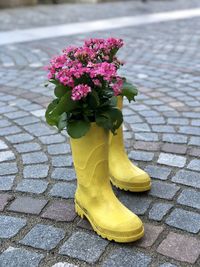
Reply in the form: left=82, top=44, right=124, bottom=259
left=107, top=108, right=123, bottom=131
left=110, top=96, right=118, bottom=107
left=58, top=113, right=67, bottom=132
left=45, top=99, right=59, bottom=126
left=67, top=120, right=91, bottom=139
left=121, top=81, right=138, bottom=102
left=49, top=79, right=59, bottom=85
left=54, top=85, right=68, bottom=98
left=88, top=90, right=100, bottom=108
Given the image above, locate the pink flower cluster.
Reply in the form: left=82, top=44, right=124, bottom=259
left=46, top=38, right=124, bottom=101
left=71, top=84, right=91, bottom=101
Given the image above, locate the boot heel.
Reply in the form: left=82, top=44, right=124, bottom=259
left=75, top=202, right=84, bottom=219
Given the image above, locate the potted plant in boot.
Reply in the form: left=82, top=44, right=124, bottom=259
left=45, top=38, right=150, bottom=242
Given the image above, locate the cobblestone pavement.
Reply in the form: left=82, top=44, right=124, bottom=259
left=0, top=1, right=200, bottom=267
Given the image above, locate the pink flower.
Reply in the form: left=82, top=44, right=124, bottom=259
left=112, top=77, right=123, bottom=96
left=71, top=84, right=92, bottom=101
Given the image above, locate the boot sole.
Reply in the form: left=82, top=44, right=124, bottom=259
left=110, top=176, right=151, bottom=192
left=75, top=200, right=144, bottom=243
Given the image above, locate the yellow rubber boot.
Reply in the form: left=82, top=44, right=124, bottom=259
left=70, top=123, right=144, bottom=243
left=109, top=96, right=151, bottom=192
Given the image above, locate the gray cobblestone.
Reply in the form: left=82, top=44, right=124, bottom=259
left=22, top=151, right=48, bottom=164
left=39, top=134, right=66, bottom=144
left=0, top=126, right=21, bottom=136
left=172, top=170, right=200, bottom=188
left=0, top=151, right=15, bottom=162
left=24, top=123, right=56, bottom=137
left=0, top=215, right=26, bottom=238
left=158, top=153, right=186, bottom=167
left=119, top=194, right=152, bottom=215
left=177, top=189, right=200, bottom=209
left=5, top=111, right=29, bottom=119
left=14, top=142, right=41, bottom=153
left=162, top=134, right=187, bottom=144
left=0, top=140, right=8, bottom=150
left=6, top=133, right=34, bottom=144
left=189, top=136, right=200, bottom=146
left=102, top=247, right=152, bottom=267
left=187, top=159, right=200, bottom=171
left=149, top=181, right=180, bottom=200
left=51, top=168, right=76, bottom=181
left=152, top=125, right=175, bottom=133
left=179, top=126, right=200, bottom=136
left=23, top=164, right=49, bottom=179
left=16, top=179, right=48, bottom=194
left=0, top=247, right=44, bottom=267
left=149, top=203, right=173, bottom=221
left=20, top=224, right=65, bottom=250
left=0, top=162, right=18, bottom=175
left=49, top=182, right=76, bottom=199
left=166, top=208, right=200, bottom=233
left=52, top=156, right=73, bottom=167
left=59, top=231, right=108, bottom=264
left=145, top=165, right=171, bottom=180
left=0, top=119, right=11, bottom=128
left=129, top=151, right=154, bottom=161
left=0, top=176, right=15, bottom=190
left=14, top=116, right=40, bottom=126
left=134, top=132, right=159, bottom=141
left=47, top=144, right=71, bottom=155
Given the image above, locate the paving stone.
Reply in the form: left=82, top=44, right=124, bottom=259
left=39, top=134, right=66, bottom=144
left=59, top=231, right=108, bottom=264
left=158, top=153, right=186, bottom=167
left=188, top=147, right=200, bottom=157
left=187, top=159, right=200, bottom=171
left=0, top=162, right=18, bottom=175
left=139, top=110, right=159, bottom=117
left=14, top=115, right=40, bottom=126
left=6, top=133, right=34, bottom=144
left=177, top=189, right=200, bottom=210
left=0, top=194, right=13, bottom=211
left=24, top=122, right=56, bottom=137
left=49, top=183, right=76, bottom=199
left=172, top=170, right=200, bottom=188
left=161, top=143, right=187, bottom=154
left=41, top=201, right=76, bottom=222
left=0, top=176, right=15, bottom=190
left=157, top=232, right=200, bottom=263
left=52, top=263, right=78, bottom=267
left=166, top=208, right=200, bottom=233
left=134, top=141, right=160, bottom=151
left=119, top=194, right=152, bottom=215
left=146, top=116, right=165, bottom=124
left=145, top=165, right=171, bottom=180
left=16, top=179, right=48, bottom=194
left=136, top=223, right=164, bottom=247
left=0, top=140, right=8, bottom=150
left=162, top=134, right=187, bottom=144
left=20, top=224, right=65, bottom=250
left=23, top=164, right=49, bottom=179
left=52, top=156, right=73, bottom=167
left=102, top=247, right=152, bottom=267
left=0, top=215, right=26, bottom=238
left=5, top=111, right=29, bottom=119
left=159, top=264, right=177, bottom=267
left=47, top=143, right=71, bottom=155
left=149, top=203, right=173, bottom=221
left=0, top=126, right=21, bottom=137
left=149, top=181, right=179, bottom=200
left=8, top=196, right=47, bottom=215
left=131, top=123, right=151, bottom=132
left=168, top=117, right=189, bottom=125
left=0, top=246, right=44, bottom=267
left=0, top=119, right=11, bottom=128
left=22, top=151, right=48, bottom=164
left=179, top=126, right=200, bottom=136
left=0, top=151, right=15, bottom=162
left=152, top=125, right=175, bottom=133
left=189, top=136, right=200, bottom=146
left=77, top=218, right=93, bottom=231
left=135, top=132, right=159, bottom=141
left=14, top=142, right=41, bottom=153
left=51, top=168, right=76, bottom=181
left=129, top=151, right=154, bottom=161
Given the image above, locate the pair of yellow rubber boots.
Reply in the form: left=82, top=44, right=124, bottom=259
left=70, top=97, right=151, bottom=242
